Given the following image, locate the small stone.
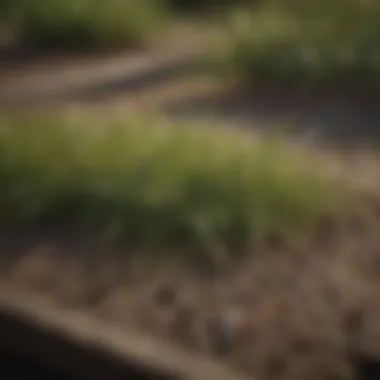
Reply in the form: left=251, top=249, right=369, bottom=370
left=153, top=284, right=177, bottom=308
left=207, top=307, right=245, bottom=357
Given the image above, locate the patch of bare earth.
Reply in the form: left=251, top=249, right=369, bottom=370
left=0, top=21, right=212, bottom=111
left=1, top=174, right=380, bottom=380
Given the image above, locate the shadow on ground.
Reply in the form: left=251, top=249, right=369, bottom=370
left=0, top=354, right=68, bottom=379
left=1, top=47, right=380, bottom=150
left=162, top=85, right=380, bottom=149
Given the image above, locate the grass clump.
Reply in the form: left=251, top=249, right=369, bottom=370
left=0, top=114, right=336, bottom=252
left=212, top=0, right=380, bottom=87
left=1, top=0, right=168, bottom=50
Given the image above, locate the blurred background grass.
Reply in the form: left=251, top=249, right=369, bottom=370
left=0, top=115, right=336, bottom=252
left=0, top=0, right=169, bottom=49
left=211, top=0, right=380, bottom=86
left=2, top=0, right=380, bottom=85
left=0, top=0, right=370, bottom=253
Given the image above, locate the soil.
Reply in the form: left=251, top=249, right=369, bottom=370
left=2, top=20, right=380, bottom=380
left=0, top=186, right=380, bottom=380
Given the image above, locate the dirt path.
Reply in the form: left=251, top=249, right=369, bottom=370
left=1, top=23, right=380, bottom=149
left=0, top=24, right=207, bottom=107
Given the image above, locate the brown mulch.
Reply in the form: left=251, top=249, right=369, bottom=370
left=1, top=186, right=380, bottom=380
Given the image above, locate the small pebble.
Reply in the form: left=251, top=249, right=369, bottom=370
left=153, top=284, right=177, bottom=308
left=207, top=307, right=245, bottom=357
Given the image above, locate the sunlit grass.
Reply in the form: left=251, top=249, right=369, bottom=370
left=0, top=114, right=338, bottom=253
left=212, top=1, right=380, bottom=86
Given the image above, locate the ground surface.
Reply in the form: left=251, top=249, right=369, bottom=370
left=2, top=22, right=380, bottom=380
left=1, top=192, right=380, bottom=380
left=1, top=32, right=380, bottom=149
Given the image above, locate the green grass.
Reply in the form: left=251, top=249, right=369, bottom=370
left=1, top=0, right=169, bottom=49
left=212, top=0, right=380, bottom=86
left=0, top=114, right=337, bottom=253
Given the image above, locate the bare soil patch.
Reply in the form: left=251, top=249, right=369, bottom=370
left=0, top=22, right=207, bottom=108
left=1, top=181, right=380, bottom=380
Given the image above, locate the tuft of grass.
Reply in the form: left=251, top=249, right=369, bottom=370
left=2, top=0, right=168, bottom=50
left=0, top=114, right=338, bottom=253
left=212, top=0, right=380, bottom=87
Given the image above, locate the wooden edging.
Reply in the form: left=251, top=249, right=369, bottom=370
left=0, top=293, right=251, bottom=380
